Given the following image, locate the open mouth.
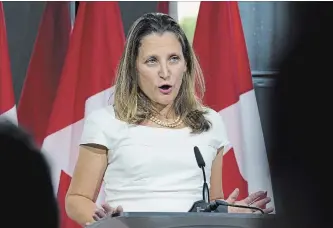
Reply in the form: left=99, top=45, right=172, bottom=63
left=158, top=84, right=172, bottom=94
left=159, top=85, right=172, bottom=90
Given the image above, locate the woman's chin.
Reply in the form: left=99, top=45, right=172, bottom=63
left=156, top=99, right=174, bottom=106
left=152, top=98, right=174, bottom=108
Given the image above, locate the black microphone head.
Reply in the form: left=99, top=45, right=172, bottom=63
left=194, top=146, right=205, bottom=168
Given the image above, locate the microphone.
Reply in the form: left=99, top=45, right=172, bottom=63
left=203, top=199, right=265, bottom=214
left=191, top=146, right=265, bottom=214
left=194, top=146, right=210, bottom=203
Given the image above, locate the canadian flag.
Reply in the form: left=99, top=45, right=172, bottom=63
left=193, top=1, right=275, bottom=208
left=17, top=2, right=71, bottom=146
left=41, top=2, right=125, bottom=227
left=0, top=3, right=17, bottom=123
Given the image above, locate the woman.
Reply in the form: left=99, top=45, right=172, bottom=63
left=65, top=12, right=273, bottom=226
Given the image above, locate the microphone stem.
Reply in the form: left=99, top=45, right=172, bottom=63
left=201, top=167, right=210, bottom=203
left=201, top=167, right=206, bottom=183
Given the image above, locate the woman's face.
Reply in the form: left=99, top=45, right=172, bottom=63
left=136, top=32, right=187, bottom=107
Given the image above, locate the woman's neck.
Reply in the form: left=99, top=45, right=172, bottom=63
left=153, top=103, right=176, bottom=120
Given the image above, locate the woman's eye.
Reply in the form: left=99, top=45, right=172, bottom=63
left=170, top=56, right=180, bottom=63
left=146, top=58, right=157, bottom=64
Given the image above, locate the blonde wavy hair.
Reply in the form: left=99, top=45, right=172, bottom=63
left=113, top=12, right=211, bottom=133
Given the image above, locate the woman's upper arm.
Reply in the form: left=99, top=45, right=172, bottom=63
left=210, top=147, right=224, bottom=201
left=66, top=144, right=108, bottom=202
left=208, top=108, right=230, bottom=201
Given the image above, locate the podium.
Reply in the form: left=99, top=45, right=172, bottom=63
left=87, top=212, right=280, bottom=228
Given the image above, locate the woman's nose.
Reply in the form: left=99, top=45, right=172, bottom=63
left=158, top=63, right=170, bottom=79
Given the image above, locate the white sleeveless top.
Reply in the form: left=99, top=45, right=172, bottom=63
left=80, top=105, right=230, bottom=212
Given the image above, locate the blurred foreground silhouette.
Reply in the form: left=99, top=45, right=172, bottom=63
left=0, top=119, right=59, bottom=228
left=270, top=2, right=333, bottom=228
